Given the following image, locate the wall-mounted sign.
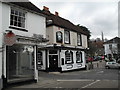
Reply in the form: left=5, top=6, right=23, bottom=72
left=4, top=31, right=16, bottom=46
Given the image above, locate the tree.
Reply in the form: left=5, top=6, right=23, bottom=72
left=77, top=24, right=91, bottom=40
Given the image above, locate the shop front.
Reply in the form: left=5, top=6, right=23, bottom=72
left=3, top=34, right=47, bottom=87
left=6, top=44, right=35, bottom=83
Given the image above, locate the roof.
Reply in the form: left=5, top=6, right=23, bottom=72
left=6, top=2, right=45, bottom=16
left=43, top=10, right=90, bottom=36
left=104, top=37, right=120, bottom=44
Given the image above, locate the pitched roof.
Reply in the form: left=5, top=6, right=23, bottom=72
left=7, top=2, right=45, bottom=16
left=104, top=37, right=120, bottom=44
left=43, top=10, right=90, bottom=36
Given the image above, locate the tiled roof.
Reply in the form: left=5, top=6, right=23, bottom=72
left=43, top=10, right=90, bottom=36
left=104, top=37, right=120, bottom=44
left=9, top=2, right=45, bottom=16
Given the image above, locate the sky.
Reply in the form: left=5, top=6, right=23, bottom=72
left=30, top=0, right=119, bottom=40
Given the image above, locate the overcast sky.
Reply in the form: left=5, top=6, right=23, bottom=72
left=30, top=0, right=119, bottom=40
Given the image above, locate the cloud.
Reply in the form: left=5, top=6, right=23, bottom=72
left=30, top=0, right=118, bottom=40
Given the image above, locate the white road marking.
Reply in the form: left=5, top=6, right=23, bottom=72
left=97, top=71, right=104, bottom=74
left=82, top=80, right=100, bottom=88
left=57, top=79, right=95, bottom=82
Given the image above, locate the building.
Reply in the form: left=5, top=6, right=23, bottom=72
left=37, top=6, right=90, bottom=72
left=104, top=37, right=120, bottom=59
left=0, top=1, right=48, bottom=89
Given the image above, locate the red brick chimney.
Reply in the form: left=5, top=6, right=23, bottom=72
left=55, top=11, right=59, bottom=16
left=43, top=6, right=49, bottom=11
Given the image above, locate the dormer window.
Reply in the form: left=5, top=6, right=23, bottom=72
left=10, top=8, right=26, bottom=29
left=64, top=30, right=70, bottom=44
left=56, top=31, right=63, bottom=43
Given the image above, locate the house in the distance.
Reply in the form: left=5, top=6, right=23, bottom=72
left=37, top=6, right=90, bottom=72
left=104, top=37, right=120, bottom=59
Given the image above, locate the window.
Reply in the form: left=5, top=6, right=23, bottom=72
left=37, top=51, right=43, bottom=66
left=65, top=51, right=73, bottom=64
left=64, top=30, right=70, bottom=44
left=56, top=31, right=63, bottom=43
left=76, top=51, right=83, bottom=63
left=77, top=34, right=82, bottom=46
left=10, top=8, right=26, bottom=28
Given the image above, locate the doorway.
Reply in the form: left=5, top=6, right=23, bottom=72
left=49, top=55, right=58, bottom=71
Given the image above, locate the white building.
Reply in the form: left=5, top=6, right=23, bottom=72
left=0, top=1, right=47, bottom=89
left=104, top=37, right=120, bottom=59
left=37, top=6, right=90, bottom=72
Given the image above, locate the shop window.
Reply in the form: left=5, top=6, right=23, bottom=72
left=64, top=30, right=70, bottom=44
left=6, top=45, right=34, bottom=82
left=65, top=51, right=73, bottom=64
left=77, top=34, right=82, bottom=46
left=10, top=8, right=26, bottom=28
left=76, top=51, right=83, bottom=63
left=37, top=51, right=43, bottom=66
left=56, top=31, right=63, bottom=43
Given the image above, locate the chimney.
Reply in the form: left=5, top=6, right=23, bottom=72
left=43, top=6, right=49, bottom=11
left=55, top=11, right=59, bottom=16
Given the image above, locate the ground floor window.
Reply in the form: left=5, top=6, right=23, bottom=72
left=6, top=44, right=34, bottom=82
left=65, top=51, right=73, bottom=64
left=37, top=51, right=43, bottom=69
left=76, top=51, right=83, bottom=63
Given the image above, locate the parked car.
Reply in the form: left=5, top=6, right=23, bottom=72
left=105, top=60, right=120, bottom=69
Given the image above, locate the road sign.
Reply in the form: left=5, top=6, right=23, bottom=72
left=4, top=31, right=16, bottom=46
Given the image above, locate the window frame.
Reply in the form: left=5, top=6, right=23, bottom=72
left=64, top=30, right=70, bottom=44
left=77, top=33, right=82, bottom=46
left=65, top=51, right=74, bottom=64
left=37, top=51, right=43, bottom=66
left=10, top=7, right=27, bottom=30
left=76, top=51, right=83, bottom=63
left=56, top=31, right=63, bottom=43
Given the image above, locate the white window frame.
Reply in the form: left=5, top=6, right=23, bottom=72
left=65, top=51, right=73, bottom=64
left=64, top=30, right=70, bottom=44
left=77, top=34, right=82, bottom=46
left=10, top=7, right=26, bottom=29
left=76, top=51, right=83, bottom=63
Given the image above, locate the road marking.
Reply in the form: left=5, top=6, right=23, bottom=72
left=97, top=71, right=104, bottom=74
left=57, top=79, right=95, bottom=82
left=82, top=80, right=100, bottom=88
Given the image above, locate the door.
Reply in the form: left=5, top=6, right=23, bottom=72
left=49, top=55, right=58, bottom=71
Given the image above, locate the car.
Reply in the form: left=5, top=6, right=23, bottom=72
left=105, top=60, right=120, bottom=69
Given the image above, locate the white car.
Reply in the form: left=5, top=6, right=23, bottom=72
left=105, top=60, right=120, bottom=69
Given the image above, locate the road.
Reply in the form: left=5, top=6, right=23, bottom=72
left=5, top=61, right=120, bottom=89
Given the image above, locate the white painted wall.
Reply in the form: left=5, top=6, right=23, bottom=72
left=2, top=3, right=46, bottom=38
left=82, top=34, right=88, bottom=48
left=104, top=43, right=117, bottom=55
left=60, top=50, right=86, bottom=71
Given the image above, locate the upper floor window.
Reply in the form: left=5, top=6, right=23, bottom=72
left=65, top=51, right=73, bottom=64
left=77, top=34, right=82, bottom=46
left=76, top=51, right=83, bottom=63
left=10, top=8, right=26, bottom=28
left=56, top=31, right=63, bottom=43
left=64, top=30, right=70, bottom=44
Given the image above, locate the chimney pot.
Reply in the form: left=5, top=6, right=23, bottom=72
left=55, top=11, right=59, bottom=16
left=43, top=6, right=49, bottom=11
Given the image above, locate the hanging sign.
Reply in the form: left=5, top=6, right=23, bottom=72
left=4, top=31, right=16, bottom=46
